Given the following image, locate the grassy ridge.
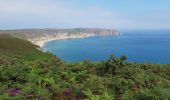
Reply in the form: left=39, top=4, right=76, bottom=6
left=0, top=34, right=170, bottom=100
left=0, top=34, right=53, bottom=61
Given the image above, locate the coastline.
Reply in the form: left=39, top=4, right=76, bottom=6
left=29, top=33, right=95, bottom=48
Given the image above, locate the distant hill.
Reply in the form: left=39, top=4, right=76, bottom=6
left=0, top=28, right=120, bottom=40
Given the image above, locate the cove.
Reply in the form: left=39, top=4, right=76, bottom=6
left=43, top=30, right=170, bottom=64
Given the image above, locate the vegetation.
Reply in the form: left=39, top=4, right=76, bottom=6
left=0, top=34, right=53, bottom=61
left=0, top=34, right=170, bottom=100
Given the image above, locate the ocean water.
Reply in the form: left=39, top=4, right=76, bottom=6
left=43, top=30, right=170, bottom=64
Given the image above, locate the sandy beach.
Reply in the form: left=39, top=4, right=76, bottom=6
left=29, top=33, right=95, bottom=48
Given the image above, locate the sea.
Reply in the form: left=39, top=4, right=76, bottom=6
left=43, top=30, right=170, bottom=64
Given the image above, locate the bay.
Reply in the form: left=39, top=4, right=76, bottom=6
left=43, top=30, right=170, bottom=64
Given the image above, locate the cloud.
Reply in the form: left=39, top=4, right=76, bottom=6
left=0, top=0, right=128, bottom=29
left=0, top=0, right=169, bottom=29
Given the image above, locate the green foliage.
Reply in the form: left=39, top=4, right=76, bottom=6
left=84, top=88, right=114, bottom=100
left=0, top=34, right=54, bottom=61
left=0, top=34, right=170, bottom=99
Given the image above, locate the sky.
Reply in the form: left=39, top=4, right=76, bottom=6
left=0, top=0, right=170, bottom=30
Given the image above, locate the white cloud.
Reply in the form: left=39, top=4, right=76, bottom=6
left=0, top=0, right=129, bottom=29
left=0, top=0, right=169, bottom=29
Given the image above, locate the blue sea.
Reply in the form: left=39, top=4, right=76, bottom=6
left=43, top=30, right=170, bottom=64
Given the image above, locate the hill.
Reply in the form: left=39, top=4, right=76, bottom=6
left=0, top=33, right=170, bottom=100
left=0, top=33, right=53, bottom=61
left=0, top=28, right=120, bottom=40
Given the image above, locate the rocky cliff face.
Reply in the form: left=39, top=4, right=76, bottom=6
left=72, top=28, right=120, bottom=36
left=0, top=28, right=120, bottom=40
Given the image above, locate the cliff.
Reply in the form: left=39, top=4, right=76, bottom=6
left=0, top=28, right=120, bottom=40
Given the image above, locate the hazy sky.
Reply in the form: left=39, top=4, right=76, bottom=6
left=0, top=0, right=170, bottom=30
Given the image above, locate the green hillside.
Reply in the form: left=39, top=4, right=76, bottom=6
left=0, top=34, right=53, bottom=61
left=0, top=34, right=170, bottom=100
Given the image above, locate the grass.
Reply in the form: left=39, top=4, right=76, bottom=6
left=0, top=33, right=53, bottom=61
